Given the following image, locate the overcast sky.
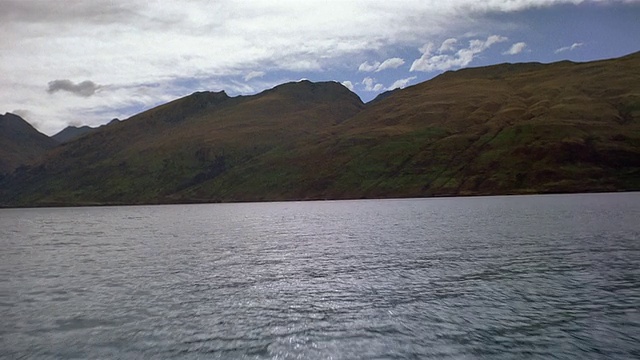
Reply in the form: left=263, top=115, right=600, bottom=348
left=1, top=0, right=639, bottom=135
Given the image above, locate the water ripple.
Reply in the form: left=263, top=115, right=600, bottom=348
left=1, top=194, right=639, bottom=359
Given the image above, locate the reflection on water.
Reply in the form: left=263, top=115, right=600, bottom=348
left=1, top=193, right=639, bottom=359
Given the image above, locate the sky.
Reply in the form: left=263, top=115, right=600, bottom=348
left=1, top=0, right=639, bottom=136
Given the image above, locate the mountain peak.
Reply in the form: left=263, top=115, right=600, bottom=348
left=2, top=112, right=26, bottom=123
left=189, top=90, right=229, bottom=102
left=1, top=112, right=39, bottom=134
left=272, top=80, right=339, bottom=91
left=268, top=80, right=363, bottom=105
left=0, top=112, right=58, bottom=174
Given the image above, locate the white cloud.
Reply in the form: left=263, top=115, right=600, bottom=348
left=244, top=71, right=265, bottom=81
left=410, top=35, right=508, bottom=72
left=362, top=77, right=384, bottom=92
left=388, top=76, right=417, bottom=90
left=503, top=42, right=527, bottom=55
left=479, top=35, right=509, bottom=49
left=555, top=42, right=584, bottom=53
left=359, top=57, right=405, bottom=72
left=0, top=0, right=630, bottom=134
left=341, top=80, right=355, bottom=91
left=358, top=61, right=381, bottom=72
left=376, top=58, right=405, bottom=71
left=439, top=38, right=458, bottom=53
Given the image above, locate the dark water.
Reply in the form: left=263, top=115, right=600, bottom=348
left=1, top=193, right=639, bottom=359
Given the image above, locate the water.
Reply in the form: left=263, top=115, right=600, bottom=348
left=1, top=193, right=639, bottom=359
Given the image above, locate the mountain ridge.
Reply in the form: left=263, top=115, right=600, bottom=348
left=53, top=118, right=122, bottom=143
left=1, top=52, right=639, bottom=207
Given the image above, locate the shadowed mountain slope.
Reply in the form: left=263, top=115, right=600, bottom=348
left=0, top=81, right=364, bottom=205
left=52, top=118, right=121, bottom=143
left=0, top=113, right=58, bottom=175
left=1, top=53, right=639, bottom=206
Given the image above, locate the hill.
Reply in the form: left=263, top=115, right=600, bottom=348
left=0, top=113, right=58, bottom=176
left=1, top=52, right=639, bottom=206
left=292, top=52, right=640, bottom=198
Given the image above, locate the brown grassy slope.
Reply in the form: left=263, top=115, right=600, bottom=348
left=335, top=51, right=640, bottom=195
left=0, top=113, right=58, bottom=175
left=182, top=52, right=640, bottom=201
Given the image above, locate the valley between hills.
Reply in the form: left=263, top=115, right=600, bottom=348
left=1, top=51, right=639, bottom=207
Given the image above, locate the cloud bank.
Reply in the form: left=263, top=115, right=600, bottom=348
left=0, top=0, right=636, bottom=134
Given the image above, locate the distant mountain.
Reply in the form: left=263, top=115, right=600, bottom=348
left=1, top=52, right=639, bottom=207
left=0, top=113, right=58, bottom=176
left=53, top=118, right=121, bottom=143
left=52, top=126, right=93, bottom=143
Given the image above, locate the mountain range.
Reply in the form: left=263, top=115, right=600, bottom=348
left=1, top=51, right=639, bottom=207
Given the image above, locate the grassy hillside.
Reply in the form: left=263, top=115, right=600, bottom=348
left=1, top=52, right=639, bottom=206
left=162, top=52, right=639, bottom=202
left=315, top=52, right=640, bottom=197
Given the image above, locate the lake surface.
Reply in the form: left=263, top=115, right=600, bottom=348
left=1, top=193, right=639, bottom=359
